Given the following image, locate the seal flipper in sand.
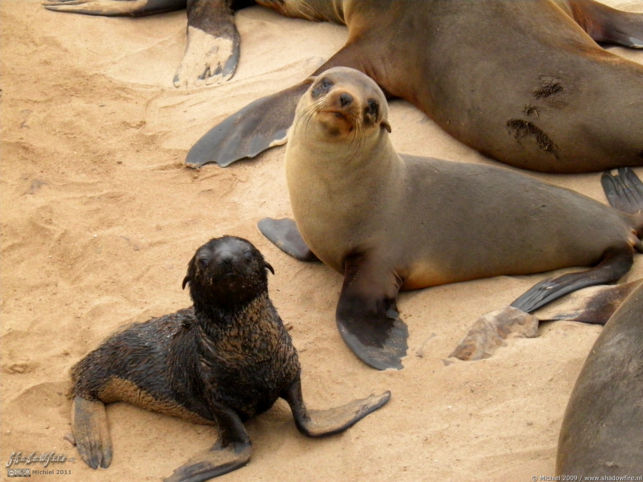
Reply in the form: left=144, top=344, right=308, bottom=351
left=556, top=0, right=643, bottom=48
left=187, top=0, right=643, bottom=173
left=43, top=0, right=250, bottom=87
left=450, top=281, right=641, bottom=361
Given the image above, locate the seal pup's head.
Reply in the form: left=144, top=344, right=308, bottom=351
left=294, top=67, right=391, bottom=143
left=183, top=236, right=274, bottom=310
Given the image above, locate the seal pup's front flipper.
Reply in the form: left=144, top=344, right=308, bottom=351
left=258, top=217, right=318, bottom=262
left=165, top=403, right=251, bottom=482
left=71, top=396, right=113, bottom=469
left=335, top=255, right=408, bottom=371
left=558, top=0, right=643, bottom=49
left=283, top=377, right=390, bottom=437
left=173, top=0, right=246, bottom=88
left=42, top=0, right=184, bottom=16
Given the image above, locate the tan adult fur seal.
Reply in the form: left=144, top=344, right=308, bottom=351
left=259, top=67, right=643, bottom=370
left=556, top=281, right=643, bottom=477
left=188, top=0, right=643, bottom=173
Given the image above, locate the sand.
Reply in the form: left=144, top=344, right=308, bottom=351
left=1, top=1, right=641, bottom=480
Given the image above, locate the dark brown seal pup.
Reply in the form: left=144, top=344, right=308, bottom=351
left=188, top=0, right=643, bottom=173
left=259, top=67, right=643, bottom=370
left=556, top=281, right=643, bottom=477
left=42, top=0, right=254, bottom=87
left=70, top=235, right=390, bottom=480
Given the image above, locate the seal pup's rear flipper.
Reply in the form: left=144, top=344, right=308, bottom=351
left=42, top=0, right=184, bottom=16
left=283, top=378, right=390, bottom=437
left=186, top=81, right=311, bottom=168
left=560, top=0, right=643, bottom=48
left=335, top=255, right=408, bottom=370
left=258, top=217, right=318, bottom=261
left=174, top=0, right=246, bottom=88
left=71, top=396, right=113, bottom=469
left=165, top=404, right=251, bottom=481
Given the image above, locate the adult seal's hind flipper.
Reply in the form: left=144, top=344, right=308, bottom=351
left=186, top=81, right=310, bottom=168
left=558, top=0, right=643, bottom=48
left=42, top=0, right=184, bottom=16
left=601, top=167, right=643, bottom=215
left=43, top=0, right=251, bottom=87
left=174, top=0, right=253, bottom=88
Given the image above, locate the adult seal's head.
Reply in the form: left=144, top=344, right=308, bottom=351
left=291, top=67, right=391, bottom=147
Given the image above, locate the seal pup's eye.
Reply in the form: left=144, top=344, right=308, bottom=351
left=197, top=255, right=210, bottom=269
left=311, top=78, right=334, bottom=99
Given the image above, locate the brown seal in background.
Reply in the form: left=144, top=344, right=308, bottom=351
left=188, top=0, right=643, bottom=173
left=556, top=281, right=643, bottom=477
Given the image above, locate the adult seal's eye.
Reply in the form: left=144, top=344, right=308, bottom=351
left=367, top=99, right=379, bottom=118
left=311, top=78, right=334, bottom=99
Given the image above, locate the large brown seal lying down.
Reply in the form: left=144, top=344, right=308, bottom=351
left=70, top=235, right=390, bottom=481
left=556, top=281, right=643, bottom=478
left=188, top=0, right=643, bottom=173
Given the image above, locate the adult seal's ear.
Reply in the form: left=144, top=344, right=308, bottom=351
left=265, top=262, right=275, bottom=275
left=182, top=276, right=191, bottom=289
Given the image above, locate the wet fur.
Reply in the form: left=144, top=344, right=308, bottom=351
left=71, top=236, right=299, bottom=437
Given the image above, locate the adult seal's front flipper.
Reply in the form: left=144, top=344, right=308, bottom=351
left=283, top=378, right=390, bottom=438
left=186, top=81, right=311, bottom=168
left=42, top=0, right=184, bottom=16
left=174, top=0, right=245, bottom=88
left=258, top=217, right=318, bottom=262
left=335, top=255, right=408, bottom=371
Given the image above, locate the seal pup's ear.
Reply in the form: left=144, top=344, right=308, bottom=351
left=381, top=120, right=392, bottom=133
left=265, top=262, right=275, bottom=275
left=182, top=276, right=190, bottom=289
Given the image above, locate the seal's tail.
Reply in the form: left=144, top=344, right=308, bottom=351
left=601, top=167, right=643, bottom=251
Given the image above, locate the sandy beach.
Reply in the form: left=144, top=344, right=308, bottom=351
left=1, top=1, right=642, bottom=480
